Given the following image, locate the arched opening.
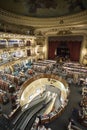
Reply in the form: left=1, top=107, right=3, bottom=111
left=48, top=35, right=83, bottom=62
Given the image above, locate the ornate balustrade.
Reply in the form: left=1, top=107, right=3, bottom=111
left=0, top=8, right=87, bottom=28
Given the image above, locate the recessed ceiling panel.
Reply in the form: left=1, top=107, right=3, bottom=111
left=0, top=0, right=87, bottom=17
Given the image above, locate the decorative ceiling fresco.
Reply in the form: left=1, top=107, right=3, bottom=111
left=0, top=0, right=87, bottom=17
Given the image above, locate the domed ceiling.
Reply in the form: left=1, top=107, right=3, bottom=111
left=0, top=0, right=87, bottom=18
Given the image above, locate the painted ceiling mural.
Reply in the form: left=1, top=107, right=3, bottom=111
left=0, top=0, right=87, bottom=17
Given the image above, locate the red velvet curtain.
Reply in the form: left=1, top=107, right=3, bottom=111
left=67, top=41, right=81, bottom=61
left=48, top=41, right=60, bottom=59
left=48, top=40, right=81, bottom=61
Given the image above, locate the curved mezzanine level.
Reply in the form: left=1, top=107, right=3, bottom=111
left=20, top=74, right=69, bottom=106
left=0, top=8, right=87, bottom=65
left=0, top=8, right=87, bottom=27
left=0, top=6, right=87, bottom=130
left=19, top=74, right=69, bottom=126
left=0, top=57, right=86, bottom=129
left=0, top=8, right=87, bottom=39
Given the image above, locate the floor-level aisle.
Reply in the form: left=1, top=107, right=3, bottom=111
left=44, top=83, right=87, bottom=130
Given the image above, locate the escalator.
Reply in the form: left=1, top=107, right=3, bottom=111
left=13, top=102, right=43, bottom=130
left=13, top=91, right=50, bottom=130
left=13, top=91, right=52, bottom=130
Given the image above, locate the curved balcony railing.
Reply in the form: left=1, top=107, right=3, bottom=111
left=0, top=8, right=87, bottom=27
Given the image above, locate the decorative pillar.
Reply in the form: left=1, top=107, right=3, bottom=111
left=44, top=36, right=48, bottom=59
left=80, top=35, right=87, bottom=64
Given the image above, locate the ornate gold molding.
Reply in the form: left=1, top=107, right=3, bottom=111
left=0, top=8, right=87, bottom=28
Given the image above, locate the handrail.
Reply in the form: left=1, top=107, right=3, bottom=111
left=13, top=91, right=47, bottom=125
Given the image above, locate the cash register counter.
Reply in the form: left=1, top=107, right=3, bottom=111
left=19, top=74, right=69, bottom=124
